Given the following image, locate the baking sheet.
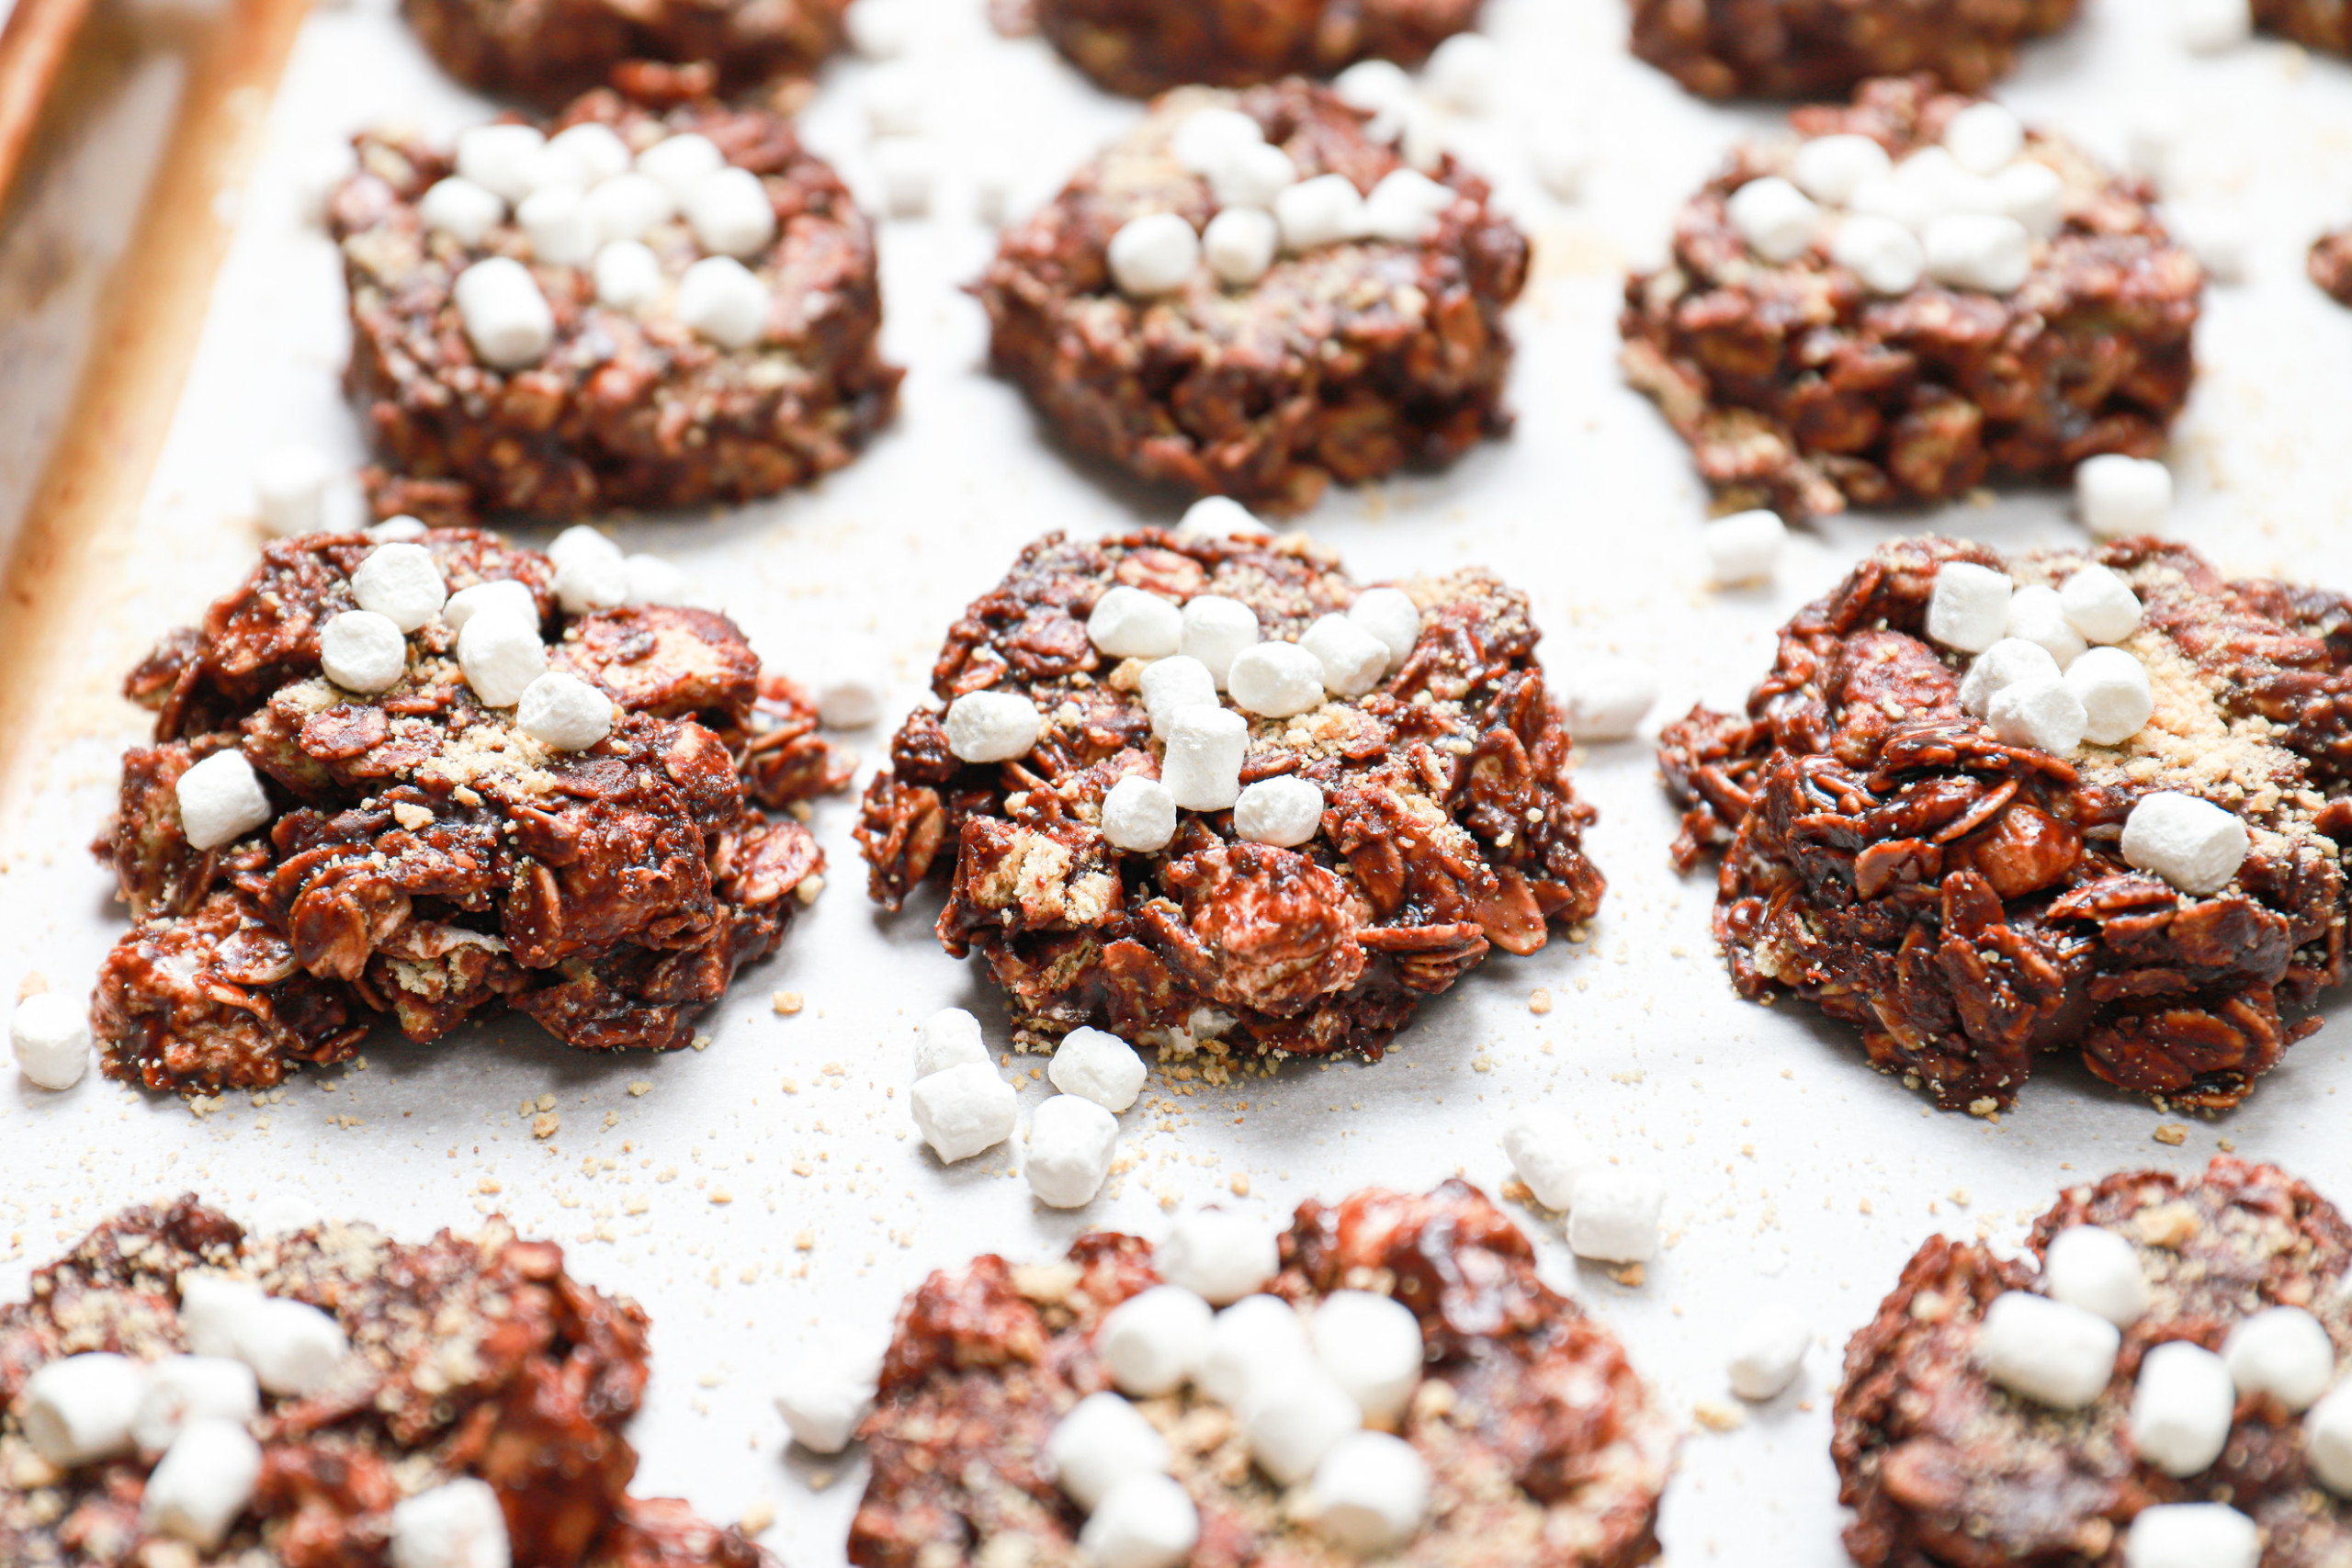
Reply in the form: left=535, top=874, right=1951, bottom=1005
left=10, top=1, right=2352, bottom=1562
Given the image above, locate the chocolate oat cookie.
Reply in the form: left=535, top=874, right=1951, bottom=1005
left=2311, top=228, right=2352, bottom=308
left=1657, top=536, right=2352, bottom=1112
left=332, top=78, right=899, bottom=526
left=93, top=524, right=849, bottom=1095
left=976, top=79, right=1526, bottom=517
left=1835, top=1157, right=2352, bottom=1568
left=1623, top=75, right=2200, bottom=520
left=0, top=1195, right=775, bottom=1567
left=849, top=1181, right=1675, bottom=1567
left=1023, top=0, right=1480, bottom=97
left=2257, top=0, right=2352, bottom=53
left=855, top=526, right=1605, bottom=1062
left=404, top=0, right=848, bottom=107
left=1629, top=0, right=2080, bottom=100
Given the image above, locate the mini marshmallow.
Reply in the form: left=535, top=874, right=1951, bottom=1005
left=1204, top=207, right=1280, bottom=286
left=1210, top=141, right=1298, bottom=210
left=1308, top=1290, right=1422, bottom=1423
left=10, top=992, right=89, bottom=1090
left=1025, top=1092, right=1120, bottom=1208
left=517, top=184, right=598, bottom=266
left=1178, top=495, right=1271, bottom=539
left=2223, top=1305, right=2335, bottom=1410
left=1228, top=642, right=1324, bottom=716
left=455, top=122, right=547, bottom=203
left=1201, top=1294, right=1314, bottom=1407
left=2077, top=455, right=2173, bottom=539
left=1244, top=1368, right=1362, bottom=1485
left=453, top=256, right=555, bottom=369
left=1178, top=595, right=1261, bottom=686
left=1728, top=1309, right=1810, bottom=1402
left=1333, top=59, right=1414, bottom=117
left=177, top=1274, right=264, bottom=1359
left=1831, top=213, right=1927, bottom=295
left=321, top=611, right=408, bottom=695
left=2007, top=584, right=2087, bottom=668
left=420, top=176, right=504, bottom=245
left=1363, top=169, right=1453, bottom=243
left=1080, top=1473, right=1198, bottom=1568
left=20, top=1353, right=145, bottom=1466
left=2132, top=1339, right=2236, bottom=1476
left=458, top=611, right=549, bottom=708
left=1139, top=655, right=1218, bottom=739
left=2044, top=1225, right=2150, bottom=1328
left=1961, top=637, right=2062, bottom=718
left=1563, top=656, right=1658, bottom=741
left=1049, top=1026, right=1148, bottom=1111
left=844, top=0, right=914, bottom=56
left=1925, top=212, right=2033, bottom=293
left=875, top=140, right=936, bottom=218
left=2122, top=792, right=2249, bottom=895
left=1996, top=159, right=2066, bottom=239
left=865, top=64, right=926, bottom=137
left=1102, top=774, right=1178, bottom=853
left=1531, top=126, right=1590, bottom=202
left=1090, top=586, right=1183, bottom=658
left=1928, top=561, right=2015, bottom=652
left=390, top=1477, right=511, bottom=1568
left=2122, top=1503, right=2260, bottom=1568
left=913, top=1008, right=988, bottom=1079
left=1977, top=1291, right=2120, bottom=1410
left=1101, top=1285, right=1215, bottom=1398
left=2165, top=203, right=2250, bottom=283
left=1048, top=1391, right=1170, bottom=1510
left=1791, top=133, right=1894, bottom=207
left=175, top=750, right=272, bottom=851
left=1171, top=107, right=1264, bottom=175
left=1988, top=674, right=2086, bottom=756
left=543, top=121, right=630, bottom=187
left=1159, top=1210, right=1278, bottom=1304
left=352, top=542, right=447, bottom=632
left=2308, top=1382, right=2352, bottom=1494
left=1502, top=1111, right=1598, bottom=1211
left=593, top=240, right=662, bottom=310
left=370, top=516, right=430, bottom=543
left=1703, top=509, right=1785, bottom=587
left=142, top=1417, right=262, bottom=1549
left=2065, top=647, right=2155, bottom=746
left=1307, top=1430, right=1429, bottom=1555
left=2177, top=0, right=2255, bottom=51
left=2060, top=564, right=2143, bottom=643
left=132, top=1356, right=260, bottom=1455
left=1398, top=102, right=1447, bottom=172
left=1109, top=213, right=1202, bottom=298
left=910, top=1061, right=1017, bottom=1162
left=1299, top=614, right=1389, bottom=698
left=684, top=166, right=776, bottom=257
left=1567, top=1168, right=1665, bottom=1264
left=775, top=1366, right=874, bottom=1454
left=1727, top=175, right=1821, bottom=264
left=944, top=689, right=1043, bottom=763
left=242, top=1296, right=348, bottom=1396
left=622, top=553, right=694, bottom=607
left=1234, top=776, right=1323, bottom=847
left=586, top=173, right=674, bottom=243
left=676, top=254, right=770, bottom=349
left=813, top=643, right=887, bottom=728
left=1276, top=175, right=1367, bottom=252
left=254, top=445, right=333, bottom=536
left=517, top=671, right=615, bottom=751
left=635, top=132, right=725, bottom=201
left=1944, top=102, right=2026, bottom=175
left=1422, top=31, right=1500, bottom=113
left=548, top=523, right=621, bottom=571
left=1348, top=587, right=1420, bottom=667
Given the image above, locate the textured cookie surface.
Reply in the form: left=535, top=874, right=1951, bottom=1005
left=1029, top=0, right=1479, bottom=96
left=401, top=0, right=849, bottom=107
left=1629, top=0, right=2080, bottom=99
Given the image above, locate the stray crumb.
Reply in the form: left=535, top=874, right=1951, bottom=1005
left=628, top=1081, right=652, bottom=1097
left=773, top=990, right=804, bottom=1015
left=15, top=972, right=48, bottom=1002
left=2218, top=1138, right=2235, bottom=1153
left=794, top=1230, right=815, bottom=1250
left=2154, top=1123, right=2188, bottom=1146
left=1607, top=1262, right=1646, bottom=1288
left=1693, top=1400, right=1745, bottom=1432
left=1528, top=987, right=1554, bottom=1016
left=476, top=1178, right=501, bottom=1195
left=1229, top=1174, right=1250, bottom=1198
left=532, top=1112, right=560, bottom=1140
left=740, top=1501, right=775, bottom=1536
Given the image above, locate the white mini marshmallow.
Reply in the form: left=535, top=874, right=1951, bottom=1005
left=1309, top=1291, right=1422, bottom=1423
left=1961, top=638, right=2062, bottom=719
left=1162, top=704, right=1248, bottom=807
left=876, top=140, right=936, bottom=218
left=910, top=1061, right=1017, bottom=1162
left=2122, top=792, right=2248, bottom=895
left=1307, top=1430, right=1428, bottom=1555
left=543, top=121, right=630, bottom=187
left=1399, top=98, right=1450, bottom=173
left=2308, top=1382, right=2352, bottom=1494
left=1026, top=1093, right=1120, bottom=1208
left=1171, top=107, right=1264, bottom=175
left=775, top=1366, right=874, bottom=1454
left=1080, top=1473, right=1198, bottom=1568
left=2132, top=1339, right=2236, bottom=1476
left=1090, top=586, right=1183, bottom=658
left=1928, top=561, right=2015, bottom=653
left=2044, top=1225, right=2149, bottom=1328
left=2122, top=1503, right=2260, bottom=1568
left=321, top=611, right=408, bottom=695
left=1564, top=656, right=1658, bottom=741
left=458, top=612, right=549, bottom=708
left=586, top=173, right=674, bottom=243
left=1201, top=1293, right=1312, bottom=1407
left=1159, top=1211, right=1278, bottom=1305
left=178, top=1273, right=264, bottom=1360
left=1567, top=1168, right=1665, bottom=1264
left=352, top=542, right=447, bottom=632
left=390, top=1477, right=510, bottom=1568
left=453, top=256, right=556, bottom=369
left=635, top=132, right=725, bottom=201
left=1532, top=126, right=1591, bottom=201
left=2077, top=455, right=2173, bottom=539
left=1727, top=175, right=1821, bottom=264
left=2065, top=647, right=2154, bottom=746
left=142, top=1417, right=262, bottom=1549
left=1234, top=776, right=1323, bottom=846
left=845, top=0, right=915, bottom=56
left=132, top=1356, right=259, bottom=1455
left=1703, top=509, right=1785, bottom=586
left=1333, top=59, right=1414, bottom=117
left=1229, top=641, right=1324, bottom=717
left=517, top=184, right=597, bottom=266
left=1048, top=1390, right=1170, bottom=1511
left=2177, top=0, right=2255, bottom=51
left=175, top=750, right=272, bottom=851
left=241, top=1296, right=349, bottom=1396
left=516, top=671, right=615, bottom=751
left=1791, top=133, right=1893, bottom=206
left=1364, top=169, right=1453, bottom=243
left=1210, top=141, right=1298, bottom=211
left=1180, top=494, right=1272, bottom=538
left=2060, top=564, right=2143, bottom=644
left=1245, top=1368, right=1362, bottom=1485
left=21, top=1353, right=145, bottom=1466
left=548, top=523, right=621, bottom=571
left=456, top=122, right=547, bottom=203
left=862, top=62, right=925, bottom=135
left=1423, top=31, right=1500, bottom=113
left=1502, top=1111, right=1598, bottom=1211
left=813, top=643, right=887, bottom=728
left=1996, top=159, right=2066, bottom=239
left=420, top=176, right=504, bottom=246
left=1179, top=594, right=1260, bottom=685
left=1102, top=775, right=1178, bottom=853
left=370, top=516, right=429, bottom=543
left=2166, top=203, right=2249, bottom=282
left=1977, top=1291, right=2120, bottom=1410
left=2224, top=1306, right=2335, bottom=1412
left=1140, top=655, right=1219, bottom=739
left=10, top=993, right=89, bottom=1090
left=684, top=166, right=775, bottom=258
left=1204, top=207, right=1280, bottom=286
left=622, top=553, right=693, bottom=607
left=1276, top=175, right=1367, bottom=252
left=676, top=255, right=770, bottom=349
left=1944, top=102, right=2026, bottom=175
left=2007, top=584, right=2087, bottom=668
left=1348, top=587, right=1420, bottom=668
left=593, top=240, right=662, bottom=310
left=1988, top=674, right=2086, bottom=756
left=1109, top=213, right=1202, bottom=298
left=254, top=445, right=333, bottom=536
left=1832, top=214, right=1927, bottom=294
left=1925, top=212, right=2033, bottom=293
left=1049, top=1025, right=1148, bottom=1111
left=1102, top=1285, right=1215, bottom=1399
left=944, top=689, right=1043, bottom=763
left=913, top=1008, right=988, bottom=1079
left=554, top=548, right=627, bottom=615
left=1300, top=614, right=1390, bottom=698
left=1728, top=1309, right=1810, bottom=1402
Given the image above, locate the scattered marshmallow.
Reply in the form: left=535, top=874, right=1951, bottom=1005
left=543, top=121, right=629, bottom=187
left=1201, top=1294, right=1311, bottom=1407
left=2308, top=1382, right=2352, bottom=1495
left=1727, top=175, right=1821, bottom=264
left=1158, top=1210, right=1278, bottom=1304
left=812, top=644, right=887, bottom=728
left=844, top=0, right=914, bottom=56
left=1944, top=102, right=2025, bottom=175
left=621, top=553, right=694, bottom=608
left=453, top=256, right=555, bottom=369
left=1364, top=169, right=1453, bottom=243
left=1307, top=1430, right=1429, bottom=1554
left=1300, top=614, right=1389, bottom=698
left=1102, top=775, right=1178, bottom=853
left=1162, top=706, right=1248, bottom=810
left=1139, top=655, right=1218, bottom=739
left=1210, top=141, right=1298, bottom=211
left=593, top=240, right=663, bottom=310
left=321, top=610, right=408, bottom=694
left=2177, top=0, right=2254, bottom=52
left=1234, top=775, right=1323, bottom=847
left=910, top=1061, right=1017, bottom=1162
left=865, top=64, right=928, bottom=137
left=1080, top=1473, right=1198, bottom=1568
left=455, top=122, right=546, bottom=203
left=1567, top=1168, right=1665, bottom=1264
left=1276, top=175, right=1367, bottom=252
left=2121, top=791, right=2249, bottom=895
left=586, top=173, right=674, bottom=243
left=1101, top=1284, right=1215, bottom=1398
left=1048, top=1026, right=1148, bottom=1111
left=254, top=445, right=334, bottom=536
left=1996, top=159, right=2065, bottom=239
left=2132, top=1339, right=2236, bottom=1476
left=1333, top=60, right=1414, bottom=118
left=1172, top=108, right=1264, bottom=175
left=1049, top=1391, right=1170, bottom=1510
left=420, top=176, right=504, bottom=245
left=2166, top=203, right=2250, bottom=282
left=1228, top=642, right=1325, bottom=717
left=369, top=515, right=429, bottom=543
left=175, top=750, right=273, bottom=851
left=1308, top=1291, right=1422, bottom=1423
left=517, top=184, right=597, bottom=265
left=1179, top=596, right=1260, bottom=687
left=517, top=671, right=615, bottom=750
left=676, top=255, right=770, bottom=350
left=1348, top=587, right=1420, bottom=668
left=2043, top=1225, right=2149, bottom=1328
left=1977, top=1291, right=2120, bottom=1410
left=1502, top=1111, right=1597, bottom=1211
left=1924, top=212, right=2033, bottom=293
left=636, top=133, right=725, bottom=201
left=351, top=542, right=447, bottom=632
left=1728, top=1310, right=1810, bottom=1402
left=1090, top=586, right=1183, bottom=658
left=1988, top=673, right=2086, bottom=756
left=684, top=166, right=776, bottom=257
left=2006, top=584, right=2087, bottom=668
left=1702, top=509, right=1785, bottom=586
left=2060, top=564, right=2143, bottom=644
left=1960, top=637, right=2062, bottom=719
left=1025, top=1093, right=1121, bottom=1208
left=913, top=1008, right=989, bottom=1078
left=2077, top=455, right=2172, bottom=538
left=2122, top=1503, right=2260, bottom=1568
left=875, top=140, right=936, bottom=218
left=1422, top=32, right=1501, bottom=114
left=458, top=612, right=549, bottom=708
left=944, top=689, right=1043, bottom=763
left=1563, top=656, right=1657, bottom=741
left=1109, top=213, right=1202, bottom=298
left=242, top=1297, right=348, bottom=1396
left=1791, top=134, right=1893, bottom=207
left=2066, top=647, right=2155, bottom=746
left=2223, top=1306, right=2335, bottom=1411
left=20, top=1353, right=145, bottom=1466
left=1928, top=561, right=2015, bottom=652
left=1245, top=1368, right=1361, bottom=1485
left=177, top=1274, right=264, bottom=1359
left=549, top=549, right=624, bottom=614
left=390, top=1477, right=511, bottom=1568
left=132, top=1356, right=259, bottom=1455
left=1531, top=127, right=1590, bottom=201
left=775, top=1365, right=875, bottom=1454
left=548, top=523, right=618, bottom=570
left=1204, top=207, right=1280, bottom=286
left=142, top=1417, right=262, bottom=1549
left=1832, top=214, right=1927, bottom=294
left=10, top=992, right=90, bottom=1090
left=1178, top=495, right=1271, bottom=539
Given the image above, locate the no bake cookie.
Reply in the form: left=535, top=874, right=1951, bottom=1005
left=2257, top=0, right=2352, bottom=53
left=1025, top=0, right=1480, bottom=98
left=1629, top=0, right=2080, bottom=100
left=404, top=0, right=849, bottom=107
